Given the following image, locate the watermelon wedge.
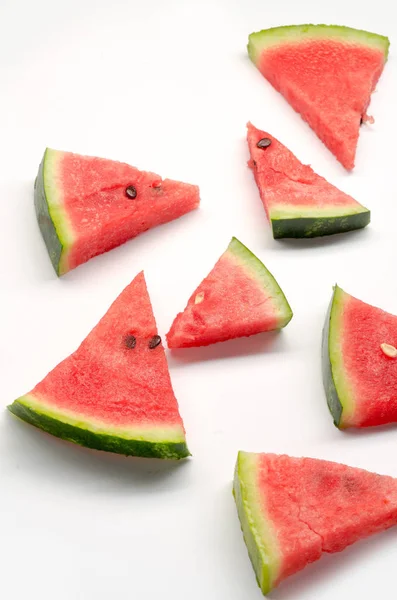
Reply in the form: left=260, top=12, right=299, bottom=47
left=8, top=272, right=190, bottom=459
left=322, top=285, right=397, bottom=428
left=166, top=237, right=292, bottom=348
left=247, top=122, right=370, bottom=238
left=234, top=451, right=397, bottom=595
left=35, top=148, right=200, bottom=275
left=247, top=25, right=390, bottom=169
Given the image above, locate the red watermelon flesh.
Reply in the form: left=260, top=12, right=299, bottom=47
left=323, top=285, right=397, bottom=428
left=247, top=122, right=370, bottom=239
left=248, top=25, right=389, bottom=169
left=35, top=148, right=200, bottom=275
left=234, top=451, right=397, bottom=594
left=8, top=272, right=190, bottom=459
left=166, top=237, right=292, bottom=348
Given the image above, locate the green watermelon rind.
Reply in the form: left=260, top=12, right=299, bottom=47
left=248, top=24, right=390, bottom=65
left=233, top=451, right=281, bottom=595
left=321, top=285, right=354, bottom=428
left=228, top=237, right=293, bottom=327
left=34, top=148, right=74, bottom=276
left=8, top=395, right=190, bottom=460
left=271, top=209, right=370, bottom=239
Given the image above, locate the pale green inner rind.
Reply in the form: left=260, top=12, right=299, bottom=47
left=269, top=203, right=369, bottom=220
left=44, top=148, right=76, bottom=250
left=227, top=237, right=293, bottom=327
left=328, top=286, right=355, bottom=426
left=12, top=393, right=186, bottom=444
left=233, top=451, right=281, bottom=595
left=248, top=24, right=390, bottom=65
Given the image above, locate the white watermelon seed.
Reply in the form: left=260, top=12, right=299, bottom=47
left=195, top=292, right=205, bottom=304
left=380, top=343, right=397, bottom=358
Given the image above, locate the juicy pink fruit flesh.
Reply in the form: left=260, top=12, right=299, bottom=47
left=26, top=272, right=186, bottom=429
left=340, top=293, right=397, bottom=427
left=256, top=39, right=386, bottom=169
left=58, top=152, right=200, bottom=272
left=166, top=250, right=281, bottom=348
left=257, top=454, right=397, bottom=586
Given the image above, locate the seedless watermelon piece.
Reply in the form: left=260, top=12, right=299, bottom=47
left=247, top=122, right=370, bottom=238
left=166, top=237, right=292, bottom=348
left=35, top=148, right=200, bottom=275
left=247, top=25, right=389, bottom=169
left=323, top=285, right=397, bottom=428
left=234, top=451, right=397, bottom=594
left=8, top=272, right=190, bottom=460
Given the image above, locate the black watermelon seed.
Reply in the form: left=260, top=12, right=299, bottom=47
left=360, top=117, right=364, bottom=125
left=257, top=137, right=272, bottom=149
left=124, top=334, right=137, bottom=349
left=148, top=335, right=161, bottom=349
left=125, top=185, right=137, bottom=199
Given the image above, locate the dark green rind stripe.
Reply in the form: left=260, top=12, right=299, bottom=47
left=321, top=287, right=343, bottom=427
left=8, top=401, right=190, bottom=460
left=271, top=210, right=370, bottom=239
left=34, top=150, right=62, bottom=275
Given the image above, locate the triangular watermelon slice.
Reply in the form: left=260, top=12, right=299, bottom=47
left=234, top=451, right=397, bottom=594
left=166, top=237, right=292, bottom=348
left=35, top=148, right=200, bottom=275
left=323, top=285, right=397, bottom=429
left=8, top=272, right=190, bottom=460
left=247, top=122, right=370, bottom=238
left=247, top=25, right=390, bottom=170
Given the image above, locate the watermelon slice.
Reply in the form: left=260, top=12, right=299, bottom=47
left=247, top=25, right=390, bottom=170
left=234, top=451, right=397, bottom=594
left=166, top=237, right=292, bottom=348
left=8, top=272, right=190, bottom=459
left=35, top=148, right=200, bottom=275
left=323, top=285, right=397, bottom=428
left=247, top=122, right=370, bottom=238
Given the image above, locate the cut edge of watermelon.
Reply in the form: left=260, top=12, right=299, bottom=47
left=228, top=237, right=293, bottom=327
left=248, top=24, right=390, bottom=65
left=322, top=285, right=355, bottom=428
left=35, top=148, right=75, bottom=276
left=8, top=394, right=190, bottom=460
left=233, top=451, right=281, bottom=595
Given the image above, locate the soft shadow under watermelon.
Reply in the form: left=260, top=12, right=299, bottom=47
left=167, top=330, right=288, bottom=365
left=269, top=526, right=397, bottom=599
left=273, top=227, right=372, bottom=250
left=340, top=422, right=397, bottom=435
left=4, top=413, right=191, bottom=491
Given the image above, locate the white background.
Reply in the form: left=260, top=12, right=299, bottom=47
left=1, top=0, right=397, bottom=598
